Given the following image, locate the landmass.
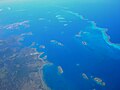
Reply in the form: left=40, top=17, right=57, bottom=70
left=93, top=77, right=106, bottom=86
left=50, top=40, right=64, bottom=47
left=0, top=35, right=50, bottom=90
left=82, top=73, right=89, bottom=80
left=58, top=66, right=63, bottom=74
left=82, top=73, right=106, bottom=88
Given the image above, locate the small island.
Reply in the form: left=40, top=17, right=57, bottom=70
left=93, top=77, right=106, bottom=86
left=58, top=66, right=64, bottom=74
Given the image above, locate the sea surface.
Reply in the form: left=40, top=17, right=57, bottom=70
left=60, top=1, right=120, bottom=44
left=0, top=1, right=120, bottom=90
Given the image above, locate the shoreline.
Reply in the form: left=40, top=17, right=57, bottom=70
left=32, top=47, right=53, bottom=90
left=40, top=62, right=53, bottom=90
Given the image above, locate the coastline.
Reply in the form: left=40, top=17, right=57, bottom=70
left=32, top=47, right=53, bottom=90
left=40, top=61, right=53, bottom=90
left=39, top=65, right=51, bottom=90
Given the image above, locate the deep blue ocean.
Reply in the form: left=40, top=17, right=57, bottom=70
left=43, top=1, right=120, bottom=90
left=62, top=1, right=120, bottom=44
left=0, top=0, right=120, bottom=90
